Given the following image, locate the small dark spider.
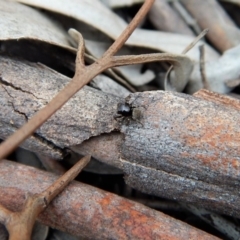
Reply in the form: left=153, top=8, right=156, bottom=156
left=114, top=103, right=143, bottom=126
left=117, top=103, right=132, bottom=117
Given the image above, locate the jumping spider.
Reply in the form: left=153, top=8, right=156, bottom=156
left=114, top=102, right=143, bottom=126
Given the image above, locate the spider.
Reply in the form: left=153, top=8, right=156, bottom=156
left=114, top=102, right=143, bottom=126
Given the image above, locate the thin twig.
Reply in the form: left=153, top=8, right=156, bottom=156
left=199, top=44, right=209, bottom=89
left=164, top=28, right=209, bottom=90
left=102, top=0, right=155, bottom=57
left=182, top=28, right=209, bottom=54
left=41, top=155, right=90, bottom=204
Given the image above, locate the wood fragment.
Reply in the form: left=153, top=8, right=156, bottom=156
left=73, top=90, right=240, bottom=218
left=0, top=160, right=220, bottom=240
left=199, top=44, right=209, bottom=89
left=0, top=156, right=90, bottom=240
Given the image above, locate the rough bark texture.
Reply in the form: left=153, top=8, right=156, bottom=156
left=74, top=91, right=240, bottom=217
left=120, top=91, right=240, bottom=217
left=0, top=55, right=120, bottom=158
left=0, top=160, right=219, bottom=240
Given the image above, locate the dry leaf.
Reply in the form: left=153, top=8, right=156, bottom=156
left=100, top=0, right=144, bottom=8
left=14, top=0, right=219, bottom=61
left=0, top=0, right=73, bottom=50
left=85, top=40, right=155, bottom=86
left=181, top=0, right=240, bottom=52
left=186, top=44, right=240, bottom=94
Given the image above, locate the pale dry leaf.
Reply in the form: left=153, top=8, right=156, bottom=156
left=0, top=0, right=73, bottom=51
left=85, top=39, right=155, bottom=86
left=100, top=0, right=144, bottom=8
left=166, top=54, right=193, bottom=92
left=90, top=74, right=130, bottom=98
left=220, top=0, right=240, bottom=4
left=48, top=229, right=79, bottom=240
left=31, top=222, right=49, bottom=240
left=14, top=0, right=219, bottom=61
left=186, top=44, right=240, bottom=94
left=181, top=0, right=240, bottom=52
left=183, top=204, right=240, bottom=240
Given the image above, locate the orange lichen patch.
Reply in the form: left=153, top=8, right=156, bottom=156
left=232, top=159, right=239, bottom=170
left=97, top=193, right=112, bottom=207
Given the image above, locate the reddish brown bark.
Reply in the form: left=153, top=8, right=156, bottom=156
left=0, top=160, right=219, bottom=240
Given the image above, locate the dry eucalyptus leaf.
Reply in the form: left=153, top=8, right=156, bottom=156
left=85, top=40, right=155, bottom=86
left=31, top=222, right=49, bottom=240
left=0, top=0, right=77, bottom=73
left=181, top=0, right=240, bottom=52
left=0, top=0, right=73, bottom=51
left=100, top=0, right=144, bottom=8
left=186, top=44, right=240, bottom=94
left=48, top=229, right=79, bottom=240
left=16, top=148, right=44, bottom=169
left=164, top=54, right=193, bottom=92
left=14, top=0, right=219, bottom=61
left=0, top=224, right=8, bottom=240
left=148, top=0, right=194, bottom=36
left=90, top=74, right=130, bottom=98
left=220, top=0, right=240, bottom=4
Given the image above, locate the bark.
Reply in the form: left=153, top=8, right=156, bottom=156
left=73, top=90, right=240, bottom=218
left=0, top=160, right=219, bottom=240
left=0, top=55, right=120, bottom=158
left=1, top=56, right=240, bottom=218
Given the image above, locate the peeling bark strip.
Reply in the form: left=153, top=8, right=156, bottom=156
left=0, top=55, right=120, bottom=158
left=0, top=160, right=219, bottom=240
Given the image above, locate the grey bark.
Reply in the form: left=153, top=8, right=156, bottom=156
left=0, top=55, right=120, bottom=158
left=1, top=55, right=240, bottom=217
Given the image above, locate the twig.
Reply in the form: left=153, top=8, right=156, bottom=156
left=0, top=0, right=155, bottom=159
left=164, top=28, right=208, bottom=90
left=199, top=44, right=209, bottom=89
left=182, top=28, right=209, bottom=54
left=0, top=155, right=90, bottom=240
